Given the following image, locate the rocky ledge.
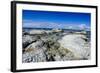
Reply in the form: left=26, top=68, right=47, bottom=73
left=22, top=29, right=90, bottom=63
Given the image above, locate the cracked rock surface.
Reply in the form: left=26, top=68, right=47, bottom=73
left=22, top=29, right=90, bottom=63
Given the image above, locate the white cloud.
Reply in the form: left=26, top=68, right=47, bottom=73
left=78, top=24, right=86, bottom=29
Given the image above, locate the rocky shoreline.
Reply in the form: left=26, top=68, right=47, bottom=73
left=22, top=29, right=90, bottom=63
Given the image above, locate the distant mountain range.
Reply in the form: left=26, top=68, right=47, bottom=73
left=23, top=22, right=90, bottom=31
left=23, top=27, right=90, bottom=32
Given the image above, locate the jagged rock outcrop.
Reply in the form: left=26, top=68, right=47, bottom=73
left=22, top=30, right=90, bottom=63
left=22, top=40, right=47, bottom=63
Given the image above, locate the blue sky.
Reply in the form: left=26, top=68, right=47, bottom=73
left=22, top=10, right=91, bottom=30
